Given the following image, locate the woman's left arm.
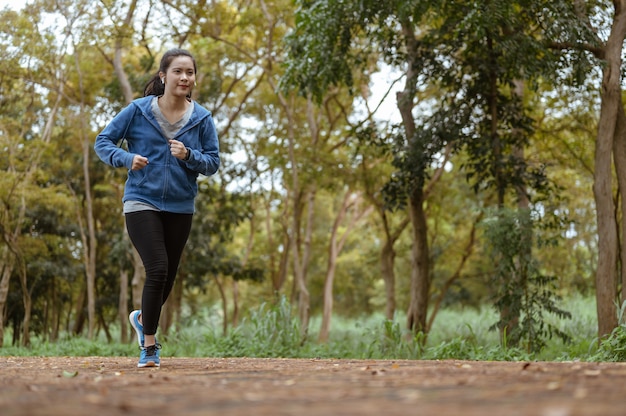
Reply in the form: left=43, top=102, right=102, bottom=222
left=184, top=115, right=220, bottom=176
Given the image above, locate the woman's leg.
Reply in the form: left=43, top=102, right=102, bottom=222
left=125, top=211, right=168, bottom=339
left=161, top=212, right=193, bottom=305
left=125, top=211, right=193, bottom=339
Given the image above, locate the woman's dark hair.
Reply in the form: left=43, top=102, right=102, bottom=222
left=143, top=48, right=197, bottom=97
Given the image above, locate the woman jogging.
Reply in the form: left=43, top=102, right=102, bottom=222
left=94, top=48, right=220, bottom=368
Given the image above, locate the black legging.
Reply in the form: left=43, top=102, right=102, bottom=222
left=125, top=210, right=193, bottom=336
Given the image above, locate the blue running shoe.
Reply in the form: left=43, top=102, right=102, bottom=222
left=129, top=310, right=144, bottom=347
left=137, top=343, right=161, bottom=368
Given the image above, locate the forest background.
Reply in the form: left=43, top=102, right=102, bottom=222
left=2, top=0, right=626, bottom=357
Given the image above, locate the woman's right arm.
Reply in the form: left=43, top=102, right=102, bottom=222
left=94, top=105, right=137, bottom=169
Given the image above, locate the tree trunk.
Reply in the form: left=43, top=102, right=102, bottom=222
left=83, top=130, right=97, bottom=341
left=232, top=214, right=257, bottom=328
left=213, top=275, right=228, bottom=336
left=285, top=189, right=318, bottom=334
left=505, top=79, right=531, bottom=345
left=397, top=30, right=430, bottom=333
left=613, top=97, right=626, bottom=311
left=397, top=18, right=431, bottom=334
left=319, top=193, right=350, bottom=343
left=17, top=249, right=31, bottom=347
left=69, top=166, right=97, bottom=341
left=119, top=270, right=129, bottom=344
left=380, top=215, right=409, bottom=321
left=232, top=281, right=240, bottom=327
left=160, top=275, right=183, bottom=336
left=73, top=48, right=98, bottom=340
left=319, top=192, right=373, bottom=342
left=427, top=214, right=481, bottom=332
left=7, top=195, right=32, bottom=347
left=287, top=114, right=310, bottom=335
left=72, top=284, right=87, bottom=335
left=277, top=230, right=290, bottom=293
left=50, top=281, right=60, bottom=342
left=406, top=190, right=430, bottom=333
left=381, top=240, right=397, bottom=321
left=0, top=246, right=15, bottom=346
left=593, top=2, right=626, bottom=338
left=302, top=189, right=316, bottom=291
left=293, top=204, right=310, bottom=337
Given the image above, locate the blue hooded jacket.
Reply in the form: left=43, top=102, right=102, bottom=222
left=94, top=96, right=220, bottom=214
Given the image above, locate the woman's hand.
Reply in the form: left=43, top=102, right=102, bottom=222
left=169, top=139, right=189, bottom=160
left=131, top=155, right=149, bottom=170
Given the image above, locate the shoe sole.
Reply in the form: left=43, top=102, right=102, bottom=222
left=137, top=361, right=159, bottom=368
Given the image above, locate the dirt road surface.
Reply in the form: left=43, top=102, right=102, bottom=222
left=1, top=357, right=625, bottom=415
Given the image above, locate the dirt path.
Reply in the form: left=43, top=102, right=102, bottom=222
left=1, top=357, right=624, bottom=415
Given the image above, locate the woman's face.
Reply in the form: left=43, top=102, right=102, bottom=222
left=161, top=56, right=196, bottom=98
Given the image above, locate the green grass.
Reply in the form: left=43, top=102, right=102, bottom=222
left=0, top=295, right=615, bottom=361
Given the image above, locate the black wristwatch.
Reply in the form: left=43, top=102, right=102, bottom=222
left=184, top=147, right=191, bottom=161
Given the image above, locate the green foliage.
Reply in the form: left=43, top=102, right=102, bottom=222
left=283, top=0, right=593, bottom=209
left=588, top=325, right=626, bottom=362
left=353, top=320, right=425, bottom=359
left=482, top=207, right=572, bottom=352
left=2, top=296, right=600, bottom=362
left=184, top=181, right=265, bottom=290
left=0, top=336, right=131, bottom=357
left=237, top=296, right=305, bottom=357
left=0, top=0, right=608, bottom=357
left=283, top=0, right=364, bottom=100
left=588, top=301, right=626, bottom=362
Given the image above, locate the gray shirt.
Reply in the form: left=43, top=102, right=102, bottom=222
left=151, top=96, right=193, bottom=140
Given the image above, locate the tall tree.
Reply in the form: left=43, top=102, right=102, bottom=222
left=175, top=0, right=371, bottom=337
left=545, top=0, right=626, bottom=338
left=284, top=0, right=588, bottom=337
left=0, top=4, right=72, bottom=345
left=59, top=0, right=101, bottom=340
left=283, top=0, right=432, bottom=333
left=586, top=0, right=626, bottom=338
left=318, top=190, right=373, bottom=341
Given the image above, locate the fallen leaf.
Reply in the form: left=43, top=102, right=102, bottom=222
left=547, top=381, right=561, bottom=390
left=573, top=388, right=588, bottom=399
left=62, top=370, right=78, bottom=378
